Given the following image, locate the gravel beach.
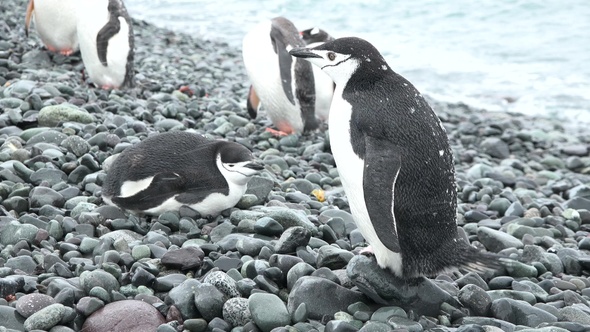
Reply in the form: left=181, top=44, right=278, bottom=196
left=2, top=1, right=590, bottom=331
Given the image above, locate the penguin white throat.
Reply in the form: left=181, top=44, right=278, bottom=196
left=217, top=155, right=259, bottom=186
left=305, top=51, right=358, bottom=86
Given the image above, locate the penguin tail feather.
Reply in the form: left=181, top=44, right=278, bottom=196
left=457, top=245, right=504, bottom=276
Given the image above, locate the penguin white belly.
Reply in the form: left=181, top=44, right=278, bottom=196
left=329, top=93, right=403, bottom=276
left=143, top=182, right=247, bottom=216
left=242, top=22, right=303, bottom=134
left=77, top=2, right=130, bottom=88
left=312, top=65, right=333, bottom=121
left=32, top=0, right=79, bottom=53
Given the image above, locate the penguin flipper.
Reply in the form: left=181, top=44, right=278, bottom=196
left=247, top=85, right=259, bottom=119
left=363, top=136, right=402, bottom=252
left=111, top=172, right=183, bottom=211
left=270, top=25, right=295, bottom=105
left=96, top=14, right=121, bottom=66
left=25, top=0, right=34, bottom=38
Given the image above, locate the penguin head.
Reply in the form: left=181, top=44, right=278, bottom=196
left=289, top=37, right=391, bottom=86
left=300, top=27, right=334, bottom=45
left=216, top=142, right=264, bottom=185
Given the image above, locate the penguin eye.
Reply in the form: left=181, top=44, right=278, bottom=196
left=327, top=52, right=336, bottom=61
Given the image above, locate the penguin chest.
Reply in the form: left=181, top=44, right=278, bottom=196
left=328, top=97, right=371, bottom=229
left=77, top=2, right=130, bottom=88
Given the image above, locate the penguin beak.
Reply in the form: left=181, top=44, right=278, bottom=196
left=244, top=161, right=264, bottom=171
left=289, top=48, right=323, bottom=59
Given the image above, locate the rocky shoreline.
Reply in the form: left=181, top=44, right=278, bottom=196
left=2, top=0, right=590, bottom=331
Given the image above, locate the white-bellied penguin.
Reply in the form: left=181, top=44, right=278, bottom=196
left=101, top=131, right=264, bottom=217
left=242, top=16, right=319, bottom=135
left=76, top=0, right=134, bottom=89
left=289, top=37, right=499, bottom=278
left=25, top=0, right=79, bottom=55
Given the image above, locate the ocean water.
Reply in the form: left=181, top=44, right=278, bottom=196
left=125, top=0, right=590, bottom=123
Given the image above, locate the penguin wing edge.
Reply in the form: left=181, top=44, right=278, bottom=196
left=269, top=25, right=295, bottom=105
left=363, top=136, right=401, bottom=252
left=111, top=172, right=183, bottom=211
left=96, top=14, right=122, bottom=66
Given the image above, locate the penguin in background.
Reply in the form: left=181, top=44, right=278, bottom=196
left=300, top=26, right=335, bottom=121
left=290, top=37, right=500, bottom=278
left=77, top=0, right=135, bottom=89
left=102, top=131, right=264, bottom=217
left=242, top=16, right=318, bottom=136
left=25, top=0, right=79, bottom=56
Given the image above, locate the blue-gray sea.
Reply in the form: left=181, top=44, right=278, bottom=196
left=126, top=0, right=590, bottom=123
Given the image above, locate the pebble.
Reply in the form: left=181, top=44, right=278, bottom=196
left=0, top=2, right=589, bottom=331
left=249, top=293, right=291, bottom=332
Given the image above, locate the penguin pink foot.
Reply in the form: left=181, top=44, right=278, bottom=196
left=265, top=128, right=289, bottom=137
left=360, top=245, right=375, bottom=256
left=60, top=48, right=74, bottom=56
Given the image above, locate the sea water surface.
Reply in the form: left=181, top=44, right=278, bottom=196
left=125, top=0, right=590, bottom=123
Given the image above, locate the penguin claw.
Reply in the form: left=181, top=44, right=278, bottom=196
left=265, top=128, right=289, bottom=137
left=60, top=49, right=73, bottom=56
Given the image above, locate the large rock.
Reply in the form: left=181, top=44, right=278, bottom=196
left=249, top=293, right=291, bottom=332
left=287, top=276, right=366, bottom=320
left=81, top=300, right=165, bottom=332
left=490, top=298, right=557, bottom=327
left=477, top=226, right=523, bottom=252
left=0, top=306, right=25, bottom=330
left=38, top=104, right=95, bottom=127
left=346, top=255, right=458, bottom=317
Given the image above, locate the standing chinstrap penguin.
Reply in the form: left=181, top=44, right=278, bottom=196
left=101, top=131, right=264, bottom=216
left=25, top=0, right=79, bottom=55
left=290, top=37, right=499, bottom=278
left=300, top=26, right=335, bottom=121
left=242, top=16, right=318, bottom=135
left=76, top=0, right=134, bottom=89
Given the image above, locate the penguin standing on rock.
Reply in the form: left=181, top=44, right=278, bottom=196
left=242, top=16, right=318, bottom=135
left=290, top=37, right=499, bottom=278
left=101, top=131, right=264, bottom=217
left=76, top=0, right=134, bottom=89
left=25, top=0, right=79, bottom=55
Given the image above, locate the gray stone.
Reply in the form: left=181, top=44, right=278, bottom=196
left=23, top=303, right=65, bottom=331
left=223, top=297, right=252, bottom=327
left=317, top=245, right=354, bottom=269
left=5, top=255, right=37, bottom=274
left=16, top=293, right=56, bottom=318
left=477, top=226, right=523, bottom=252
left=168, top=278, right=201, bottom=320
left=80, top=269, right=120, bottom=294
left=0, top=306, right=25, bottom=330
left=287, top=276, right=365, bottom=320
left=347, top=255, right=457, bottom=317
left=249, top=293, right=291, bottom=332
left=0, top=222, right=39, bottom=245
left=264, top=208, right=316, bottom=231
left=38, top=104, right=94, bottom=127
left=194, top=283, right=225, bottom=321
left=203, top=271, right=241, bottom=299
left=274, top=226, right=311, bottom=254
left=490, top=298, right=557, bottom=327
left=458, top=284, right=492, bottom=316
